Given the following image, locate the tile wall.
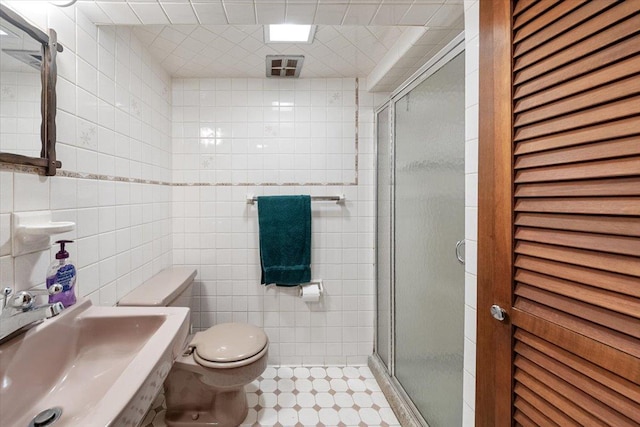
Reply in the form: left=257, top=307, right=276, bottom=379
left=463, top=1, right=479, bottom=425
left=171, top=77, right=357, bottom=185
left=171, top=76, right=386, bottom=366
left=0, top=1, right=472, bottom=380
left=0, top=2, right=173, bottom=303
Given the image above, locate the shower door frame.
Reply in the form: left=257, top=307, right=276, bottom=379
left=373, top=33, right=466, bottom=427
left=374, top=100, right=395, bottom=373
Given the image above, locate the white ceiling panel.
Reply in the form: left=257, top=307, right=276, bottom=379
left=129, top=3, right=169, bottom=25
left=368, top=27, right=460, bottom=92
left=342, top=3, right=378, bottom=25
left=73, top=0, right=464, bottom=90
left=97, top=2, right=141, bottom=24
left=285, top=3, right=317, bottom=24
left=398, top=3, right=441, bottom=25
left=131, top=24, right=408, bottom=78
left=158, top=25, right=190, bottom=43
left=370, top=3, right=412, bottom=26
left=427, top=4, right=465, bottom=27
left=186, top=26, right=218, bottom=43
left=314, top=3, right=348, bottom=25
left=255, top=2, right=286, bottom=24
left=224, top=2, right=256, bottom=24
left=76, top=0, right=460, bottom=26
left=77, top=2, right=113, bottom=23
left=219, top=25, right=251, bottom=43
left=161, top=2, right=199, bottom=24
left=192, top=2, right=228, bottom=24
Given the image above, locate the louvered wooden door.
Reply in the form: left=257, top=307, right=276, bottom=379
left=478, top=1, right=640, bottom=425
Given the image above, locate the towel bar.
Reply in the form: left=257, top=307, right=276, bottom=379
left=246, top=195, right=345, bottom=205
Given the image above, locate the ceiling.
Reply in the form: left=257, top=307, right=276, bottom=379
left=131, top=25, right=406, bottom=78
left=75, top=0, right=465, bottom=89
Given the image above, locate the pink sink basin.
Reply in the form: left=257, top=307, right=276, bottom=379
left=0, top=298, right=190, bottom=427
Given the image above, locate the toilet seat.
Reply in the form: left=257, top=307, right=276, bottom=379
left=189, top=323, right=269, bottom=369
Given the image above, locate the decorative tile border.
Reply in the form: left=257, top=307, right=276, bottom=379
left=1, top=161, right=359, bottom=189
left=57, top=170, right=173, bottom=186
left=0, top=163, right=47, bottom=175
left=171, top=181, right=355, bottom=187
left=0, top=161, right=360, bottom=188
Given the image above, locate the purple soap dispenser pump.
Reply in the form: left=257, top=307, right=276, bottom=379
left=46, top=240, right=77, bottom=308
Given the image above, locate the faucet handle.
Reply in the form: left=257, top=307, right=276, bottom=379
left=10, top=285, right=63, bottom=310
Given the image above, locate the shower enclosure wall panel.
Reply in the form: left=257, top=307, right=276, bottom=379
left=374, top=42, right=465, bottom=426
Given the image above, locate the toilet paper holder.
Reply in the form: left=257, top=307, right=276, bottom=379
left=299, top=280, right=324, bottom=300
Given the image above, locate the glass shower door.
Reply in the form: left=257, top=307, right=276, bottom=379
left=393, top=52, right=465, bottom=426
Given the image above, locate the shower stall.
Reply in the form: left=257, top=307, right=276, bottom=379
left=373, top=36, right=466, bottom=426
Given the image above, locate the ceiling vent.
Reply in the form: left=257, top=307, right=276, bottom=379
left=266, top=55, right=304, bottom=78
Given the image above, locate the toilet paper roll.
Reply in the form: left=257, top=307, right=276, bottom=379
left=300, top=283, right=321, bottom=302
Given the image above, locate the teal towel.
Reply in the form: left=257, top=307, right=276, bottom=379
left=258, top=195, right=311, bottom=286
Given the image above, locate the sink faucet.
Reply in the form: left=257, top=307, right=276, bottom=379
left=0, top=285, right=65, bottom=344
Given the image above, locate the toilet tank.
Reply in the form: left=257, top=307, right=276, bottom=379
left=118, top=267, right=197, bottom=308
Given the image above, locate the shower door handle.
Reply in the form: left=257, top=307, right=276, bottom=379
left=455, top=240, right=465, bottom=264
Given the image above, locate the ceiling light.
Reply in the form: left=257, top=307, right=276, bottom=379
left=265, top=25, right=315, bottom=44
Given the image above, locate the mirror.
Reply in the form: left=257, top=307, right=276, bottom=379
left=0, top=4, right=62, bottom=175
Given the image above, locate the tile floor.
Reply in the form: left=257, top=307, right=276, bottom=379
left=142, top=366, right=400, bottom=427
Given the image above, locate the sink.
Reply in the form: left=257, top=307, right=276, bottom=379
left=0, top=298, right=190, bottom=427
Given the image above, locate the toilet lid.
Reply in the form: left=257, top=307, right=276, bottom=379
left=190, top=323, right=268, bottom=363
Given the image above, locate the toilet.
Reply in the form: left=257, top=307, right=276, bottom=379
left=118, top=267, right=268, bottom=427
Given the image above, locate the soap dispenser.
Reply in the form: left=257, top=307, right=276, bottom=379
left=46, top=240, right=77, bottom=307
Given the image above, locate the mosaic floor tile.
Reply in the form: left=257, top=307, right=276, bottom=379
left=142, top=366, right=400, bottom=427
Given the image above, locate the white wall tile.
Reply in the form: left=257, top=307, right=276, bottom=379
left=48, top=5, right=77, bottom=53
left=463, top=1, right=479, bottom=424
left=0, top=255, right=14, bottom=292
left=465, top=104, right=478, bottom=141
left=465, top=272, right=477, bottom=311
left=463, top=369, right=476, bottom=411
left=465, top=173, right=478, bottom=208
left=0, top=214, right=11, bottom=257
left=50, top=177, right=78, bottom=210
left=14, top=173, right=49, bottom=212
left=0, top=172, right=13, bottom=214
left=171, top=77, right=373, bottom=365
left=14, top=249, right=50, bottom=292
left=0, top=5, right=172, bottom=305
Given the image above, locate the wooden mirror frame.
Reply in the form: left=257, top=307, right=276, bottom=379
left=0, top=4, right=63, bottom=176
